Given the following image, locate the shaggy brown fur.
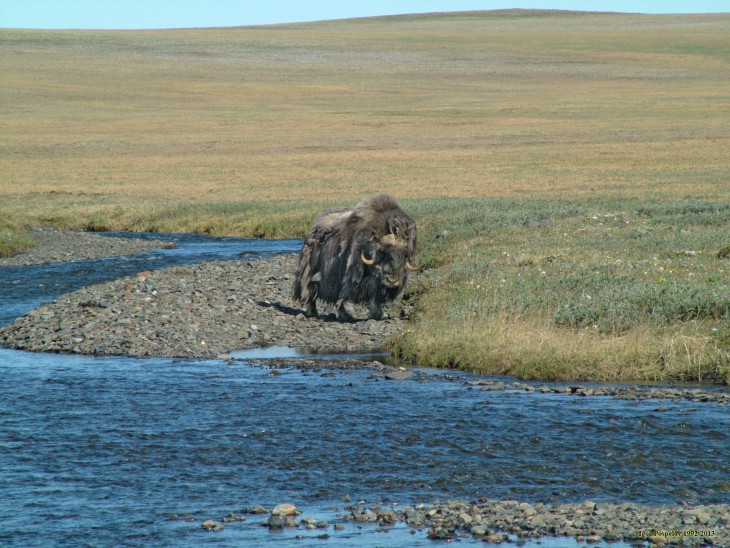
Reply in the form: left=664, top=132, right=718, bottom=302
left=292, top=193, right=417, bottom=320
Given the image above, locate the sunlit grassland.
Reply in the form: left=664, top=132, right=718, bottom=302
left=1, top=10, right=729, bottom=381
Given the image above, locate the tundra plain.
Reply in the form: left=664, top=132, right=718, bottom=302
left=2, top=10, right=729, bottom=381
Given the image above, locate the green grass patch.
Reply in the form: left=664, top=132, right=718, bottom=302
left=0, top=213, right=36, bottom=258
left=8, top=200, right=334, bottom=240
left=389, top=196, right=730, bottom=384
left=133, top=200, right=328, bottom=239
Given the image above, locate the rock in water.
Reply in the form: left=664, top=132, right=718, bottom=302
left=272, top=503, right=297, bottom=516
left=201, top=520, right=223, bottom=532
left=267, top=515, right=286, bottom=529
left=385, top=368, right=412, bottom=380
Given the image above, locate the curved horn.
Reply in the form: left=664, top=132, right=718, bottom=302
left=406, top=260, right=420, bottom=271
left=361, top=252, right=375, bottom=265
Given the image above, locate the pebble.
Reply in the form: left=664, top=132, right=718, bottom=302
left=200, top=519, right=223, bottom=532
left=385, top=368, right=413, bottom=380
left=266, top=515, right=286, bottom=529
left=272, top=503, right=297, bottom=516
left=221, top=512, right=246, bottom=523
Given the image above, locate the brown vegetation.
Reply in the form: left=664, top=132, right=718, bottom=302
left=2, top=11, right=728, bottom=232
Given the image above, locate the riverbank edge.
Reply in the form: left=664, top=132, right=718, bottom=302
left=0, top=227, right=175, bottom=266
left=186, top=496, right=728, bottom=547
left=251, top=357, right=730, bottom=405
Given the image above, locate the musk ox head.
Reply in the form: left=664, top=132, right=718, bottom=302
left=292, top=193, right=418, bottom=321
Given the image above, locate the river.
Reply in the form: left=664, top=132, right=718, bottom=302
left=1, top=233, right=728, bottom=547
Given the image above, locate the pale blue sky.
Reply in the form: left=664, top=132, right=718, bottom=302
left=2, top=0, right=727, bottom=30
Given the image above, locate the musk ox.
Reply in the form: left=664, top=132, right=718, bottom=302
left=292, top=193, right=418, bottom=320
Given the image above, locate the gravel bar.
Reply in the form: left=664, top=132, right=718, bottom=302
left=1, top=254, right=408, bottom=359
left=189, top=497, right=729, bottom=546
left=350, top=498, right=729, bottom=546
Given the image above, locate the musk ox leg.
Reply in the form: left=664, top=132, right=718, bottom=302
left=367, top=302, right=383, bottom=321
left=304, top=300, right=318, bottom=318
left=336, top=302, right=355, bottom=321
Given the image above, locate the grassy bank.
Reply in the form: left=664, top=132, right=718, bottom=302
left=0, top=214, right=36, bottom=258
left=2, top=11, right=729, bottom=381
left=389, top=197, right=730, bottom=383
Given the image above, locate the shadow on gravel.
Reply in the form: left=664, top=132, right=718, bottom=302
left=257, top=300, right=304, bottom=318
left=257, top=300, right=365, bottom=323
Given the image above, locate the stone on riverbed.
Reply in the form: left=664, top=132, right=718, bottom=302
left=266, top=515, right=286, bottom=529
left=272, top=503, right=297, bottom=516
left=201, top=519, right=223, bottom=532
left=335, top=498, right=730, bottom=545
left=221, top=512, right=246, bottom=523
left=385, top=368, right=412, bottom=380
left=191, top=497, right=730, bottom=545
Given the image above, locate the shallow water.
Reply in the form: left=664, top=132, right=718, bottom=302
left=1, top=234, right=729, bottom=547
left=0, top=232, right=301, bottom=327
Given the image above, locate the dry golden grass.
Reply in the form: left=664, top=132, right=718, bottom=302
left=388, top=314, right=729, bottom=383
left=2, top=10, right=729, bottom=234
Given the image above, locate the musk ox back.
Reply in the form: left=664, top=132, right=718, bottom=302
left=292, top=193, right=418, bottom=320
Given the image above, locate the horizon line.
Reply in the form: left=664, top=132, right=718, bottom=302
left=3, top=8, right=728, bottom=32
